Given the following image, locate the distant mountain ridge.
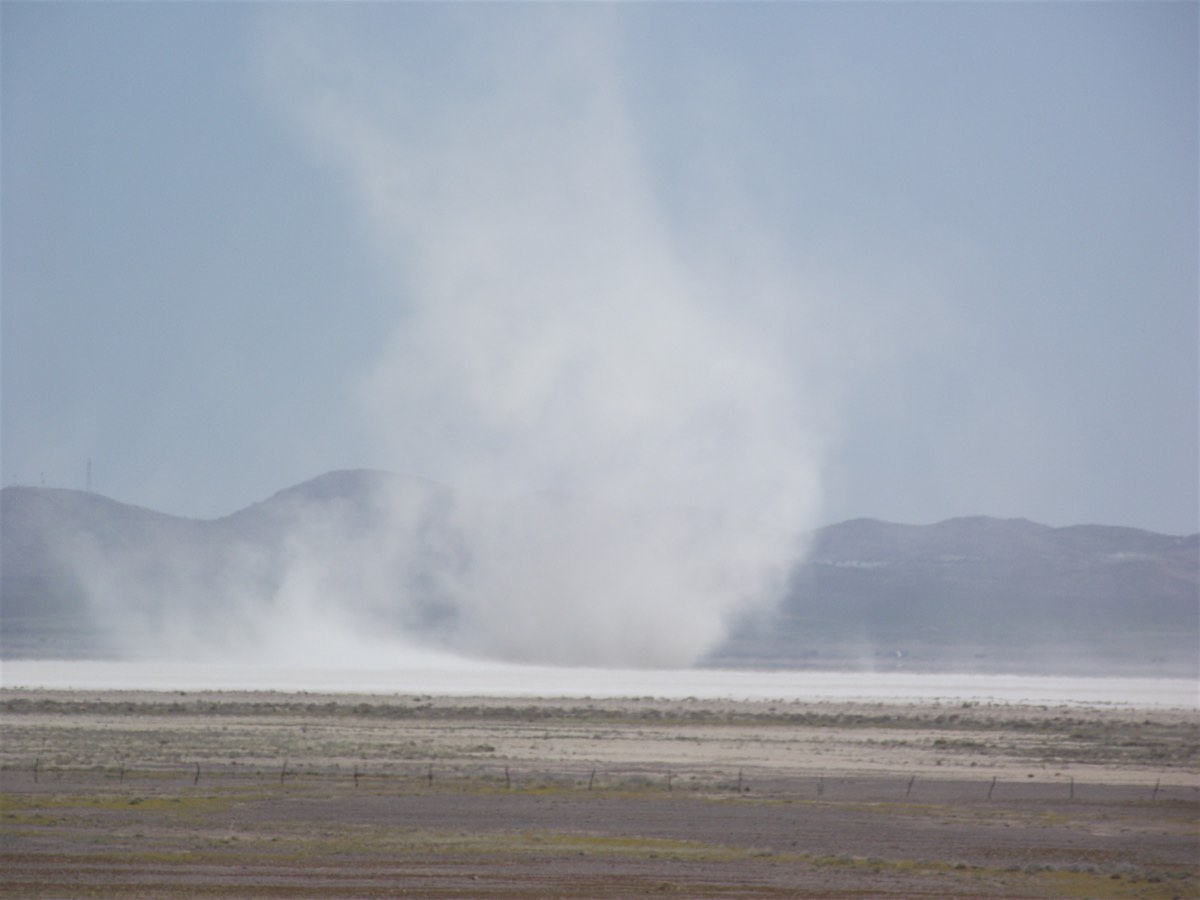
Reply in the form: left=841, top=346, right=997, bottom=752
left=711, top=514, right=1197, bottom=676
left=2, top=470, right=1196, bottom=676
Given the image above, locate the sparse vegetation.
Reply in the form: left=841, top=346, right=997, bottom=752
left=1, top=689, right=1196, bottom=897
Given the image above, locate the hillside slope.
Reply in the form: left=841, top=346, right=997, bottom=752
left=3, top=473, right=1196, bottom=675
left=710, top=516, right=1198, bottom=676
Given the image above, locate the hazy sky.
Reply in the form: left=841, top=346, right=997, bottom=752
left=4, top=2, right=1197, bottom=535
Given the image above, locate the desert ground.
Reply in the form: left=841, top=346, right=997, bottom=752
left=1, top=688, right=1197, bottom=898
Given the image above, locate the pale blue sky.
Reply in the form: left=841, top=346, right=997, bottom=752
left=3, top=2, right=1197, bottom=535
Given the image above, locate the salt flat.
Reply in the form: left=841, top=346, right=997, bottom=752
left=3, top=658, right=1196, bottom=708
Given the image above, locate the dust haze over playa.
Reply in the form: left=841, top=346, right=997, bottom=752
left=3, top=473, right=1197, bottom=683
left=3, top=4, right=1197, bottom=684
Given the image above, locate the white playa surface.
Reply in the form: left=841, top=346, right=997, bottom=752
left=2, top=658, right=1195, bottom=708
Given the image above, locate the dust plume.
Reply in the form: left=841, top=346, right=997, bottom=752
left=31, top=10, right=832, bottom=669
left=242, top=9, right=831, bottom=667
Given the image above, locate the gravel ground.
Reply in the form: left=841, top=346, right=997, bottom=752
left=2, top=689, right=1197, bottom=898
